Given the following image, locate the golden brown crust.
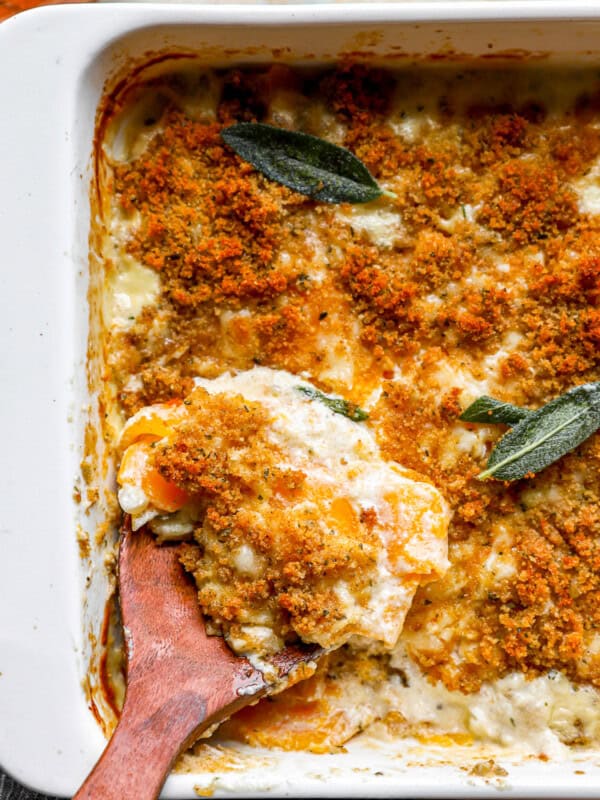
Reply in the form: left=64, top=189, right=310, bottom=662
left=151, top=389, right=382, bottom=647
left=105, top=64, right=600, bottom=698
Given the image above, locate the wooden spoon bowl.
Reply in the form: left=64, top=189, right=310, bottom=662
left=74, top=521, right=321, bottom=800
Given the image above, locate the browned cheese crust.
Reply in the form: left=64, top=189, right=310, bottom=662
left=104, top=63, right=600, bottom=727
left=152, top=391, right=380, bottom=647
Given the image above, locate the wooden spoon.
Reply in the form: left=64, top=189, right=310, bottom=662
left=74, top=521, right=320, bottom=800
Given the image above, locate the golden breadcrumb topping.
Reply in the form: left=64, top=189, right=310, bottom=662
left=117, top=372, right=449, bottom=655
left=100, top=62, right=600, bottom=749
left=157, top=390, right=382, bottom=649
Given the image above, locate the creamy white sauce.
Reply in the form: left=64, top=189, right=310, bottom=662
left=149, top=507, right=199, bottom=540
left=386, top=644, right=600, bottom=757
left=103, top=66, right=600, bottom=755
left=118, top=367, right=450, bottom=654
left=572, top=159, right=600, bottom=214
left=232, top=544, right=262, bottom=578
left=108, top=257, right=160, bottom=328
left=482, top=524, right=516, bottom=581
left=117, top=484, right=148, bottom=515
left=336, top=203, right=405, bottom=249
left=190, top=367, right=450, bottom=650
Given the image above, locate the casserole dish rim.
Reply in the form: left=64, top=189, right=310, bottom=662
left=3, top=2, right=600, bottom=795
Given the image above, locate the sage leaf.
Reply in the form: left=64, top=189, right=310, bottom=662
left=297, top=386, right=369, bottom=422
left=478, top=382, right=600, bottom=481
left=221, top=122, right=383, bottom=204
left=460, top=396, right=530, bottom=425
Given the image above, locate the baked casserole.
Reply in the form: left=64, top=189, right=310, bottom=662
left=95, top=61, right=600, bottom=760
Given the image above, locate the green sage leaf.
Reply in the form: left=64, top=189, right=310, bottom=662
left=296, top=386, right=369, bottom=422
left=478, top=382, right=600, bottom=481
left=460, top=396, right=530, bottom=425
left=221, top=122, right=383, bottom=204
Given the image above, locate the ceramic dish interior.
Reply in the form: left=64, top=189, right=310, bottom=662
left=4, top=3, right=600, bottom=797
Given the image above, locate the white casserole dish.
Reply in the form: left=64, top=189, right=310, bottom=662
left=5, top=2, right=600, bottom=796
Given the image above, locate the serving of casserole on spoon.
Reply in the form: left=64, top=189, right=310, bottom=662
left=75, top=367, right=450, bottom=799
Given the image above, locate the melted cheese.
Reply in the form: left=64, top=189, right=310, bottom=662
left=98, top=62, right=600, bottom=757
left=107, top=256, right=160, bottom=328
left=117, top=368, right=450, bottom=656
left=335, top=204, right=405, bottom=249
left=385, top=644, right=600, bottom=757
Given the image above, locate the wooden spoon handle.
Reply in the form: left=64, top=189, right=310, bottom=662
left=73, top=689, right=208, bottom=800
